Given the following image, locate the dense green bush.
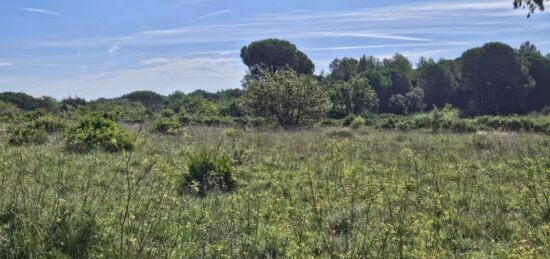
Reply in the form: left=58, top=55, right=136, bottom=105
left=153, top=117, right=180, bottom=134
left=350, top=116, right=366, bottom=129
left=342, top=114, right=357, bottom=127
left=5, top=113, right=65, bottom=146
left=65, top=113, right=134, bottom=152
left=181, top=150, right=236, bottom=196
left=7, top=124, right=48, bottom=146
left=0, top=101, right=20, bottom=121
left=319, top=118, right=341, bottom=127
left=33, top=115, right=66, bottom=133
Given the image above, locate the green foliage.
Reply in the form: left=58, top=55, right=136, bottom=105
left=65, top=113, right=135, bottom=152
left=7, top=124, right=48, bottom=146
left=461, top=42, right=531, bottom=115
left=0, top=100, right=20, bottom=121
left=350, top=116, right=366, bottom=129
left=329, top=76, right=378, bottom=117
left=0, top=92, right=59, bottom=112
left=416, top=61, right=457, bottom=108
left=240, top=38, right=314, bottom=75
left=33, top=115, right=66, bottom=133
left=5, top=113, right=65, bottom=146
left=119, top=91, right=164, bottom=108
left=153, top=117, right=180, bottom=134
left=242, top=69, right=330, bottom=128
left=181, top=149, right=236, bottom=196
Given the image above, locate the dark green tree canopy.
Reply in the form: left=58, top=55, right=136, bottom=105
left=461, top=42, right=531, bottom=114
left=240, top=38, right=315, bottom=75
left=514, top=0, right=547, bottom=16
left=120, top=91, right=164, bottom=108
left=416, top=61, right=458, bottom=108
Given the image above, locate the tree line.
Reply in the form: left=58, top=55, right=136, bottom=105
left=1, top=39, right=550, bottom=128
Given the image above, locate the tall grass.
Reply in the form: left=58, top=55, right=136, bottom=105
left=0, top=124, right=549, bottom=257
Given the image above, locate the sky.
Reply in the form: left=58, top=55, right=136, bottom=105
left=0, top=0, right=549, bottom=99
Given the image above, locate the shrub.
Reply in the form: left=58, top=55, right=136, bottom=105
left=396, top=121, right=412, bottom=131
left=319, top=119, right=341, bottom=127
left=350, top=117, right=366, bottom=129
left=7, top=124, right=48, bottom=146
left=65, top=113, right=134, bottom=152
left=178, top=115, right=191, bottom=125
left=33, top=115, right=66, bottom=133
left=153, top=117, right=180, bottom=134
left=342, top=114, right=357, bottom=127
left=450, top=119, right=479, bottom=133
left=0, top=100, right=20, bottom=121
left=181, top=150, right=236, bottom=196
left=380, top=118, right=396, bottom=130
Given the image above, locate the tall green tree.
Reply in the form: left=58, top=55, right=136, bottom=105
left=240, top=39, right=314, bottom=75
left=518, top=42, right=550, bottom=111
left=461, top=42, right=531, bottom=114
left=242, top=69, right=330, bottom=128
left=416, top=61, right=457, bottom=108
left=329, top=57, right=359, bottom=81
left=329, top=76, right=378, bottom=117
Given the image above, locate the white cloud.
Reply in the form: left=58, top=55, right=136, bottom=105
left=18, top=7, right=62, bottom=16
left=195, top=9, right=232, bottom=21
left=139, top=57, right=173, bottom=66
left=0, top=62, right=14, bottom=68
left=20, top=57, right=245, bottom=99
left=107, top=46, right=120, bottom=54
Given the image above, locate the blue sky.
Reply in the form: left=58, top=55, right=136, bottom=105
left=0, top=0, right=549, bottom=99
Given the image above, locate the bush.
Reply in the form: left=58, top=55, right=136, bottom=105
left=0, top=100, right=20, bottom=121
left=33, top=115, right=66, bottom=133
left=342, top=114, right=357, bottom=127
left=7, top=124, right=48, bottom=146
left=449, top=119, right=479, bottom=133
left=319, top=119, right=341, bottom=127
left=65, top=113, right=134, bottom=152
left=350, top=117, right=366, bottom=129
left=380, top=118, right=397, bottom=130
left=181, top=150, right=236, bottom=196
left=153, top=117, right=180, bottom=134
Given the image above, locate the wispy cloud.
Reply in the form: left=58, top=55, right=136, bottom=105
left=34, top=0, right=534, bottom=50
left=194, top=9, right=232, bottom=21
left=107, top=46, right=120, bottom=54
left=19, top=57, right=244, bottom=99
left=18, top=7, right=62, bottom=16
left=140, top=57, right=173, bottom=66
left=303, top=42, right=469, bottom=52
left=0, top=62, right=15, bottom=68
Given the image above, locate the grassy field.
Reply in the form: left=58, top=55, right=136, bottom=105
left=1, top=125, right=550, bottom=258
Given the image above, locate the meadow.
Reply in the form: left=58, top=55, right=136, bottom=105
left=1, top=120, right=549, bottom=258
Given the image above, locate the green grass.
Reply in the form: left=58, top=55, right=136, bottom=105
left=0, top=124, right=549, bottom=258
